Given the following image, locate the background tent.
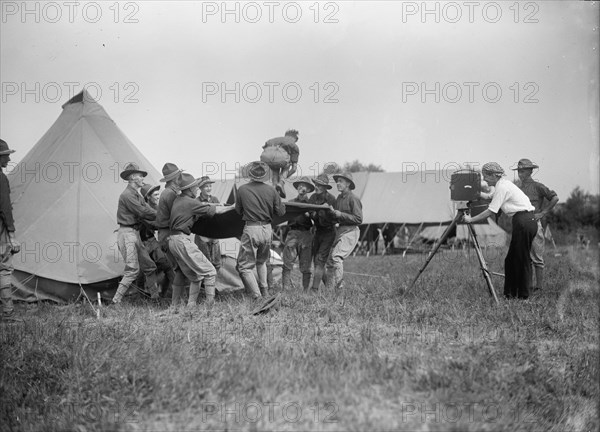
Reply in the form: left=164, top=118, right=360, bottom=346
left=8, top=90, right=162, bottom=302
left=418, top=218, right=508, bottom=248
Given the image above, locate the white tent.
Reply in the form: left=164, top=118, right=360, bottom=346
left=9, top=90, right=162, bottom=302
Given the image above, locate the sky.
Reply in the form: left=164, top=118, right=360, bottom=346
left=1, top=0, right=598, bottom=201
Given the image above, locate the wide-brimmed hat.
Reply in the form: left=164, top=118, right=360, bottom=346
left=0, top=140, right=15, bottom=155
left=140, top=184, right=160, bottom=200
left=292, top=176, right=315, bottom=192
left=312, top=174, right=332, bottom=190
left=333, top=172, right=356, bottom=190
left=243, top=161, right=270, bottom=182
left=178, top=173, right=200, bottom=191
left=252, top=293, right=281, bottom=315
left=197, top=176, right=215, bottom=188
left=120, top=162, right=148, bottom=180
left=160, top=163, right=184, bottom=182
left=511, top=158, right=539, bottom=170
left=481, top=162, right=505, bottom=175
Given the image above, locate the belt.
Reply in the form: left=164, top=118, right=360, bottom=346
left=246, top=221, right=270, bottom=226
left=119, top=224, right=140, bottom=230
left=514, top=211, right=534, bottom=216
left=316, top=226, right=335, bottom=232
left=289, top=226, right=310, bottom=231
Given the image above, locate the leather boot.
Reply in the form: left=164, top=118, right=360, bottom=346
left=187, top=282, right=201, bottom=307
left=260, top=285, right=270, bottom=297
left=324, top=268, right=335, bottom=291
left=171, top=284, right=185, bottom=307
left=302, top=273, right=312, bottom=291
left=534, top=267, right=544, bottom=291
left=204, top=284, right=216, bottom=307
left=240, top=272, right=261, bottom=298
left=312, top=265, right=324, bottom=291
left=112, top=284, right=128, bottom=304
left=282, top=269, right=292, bottom=291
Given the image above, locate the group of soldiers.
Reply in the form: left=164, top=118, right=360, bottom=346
left=0, top=132, right=561, bottom=321
left=109, top=129, right=364, bottom=309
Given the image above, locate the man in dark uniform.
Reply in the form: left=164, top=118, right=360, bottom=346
left=308, top=174, right=337, bottom=291
left=168, top=173, right=235, bottom=308
left=0, top=139, right=21, bottom=322
left=235, top=161, right=286, bottom=299
left=194, top=176, right=222, bottom=272
left=140, top=183, right=174, bottom=298
left=282, top=176, right=314, bottom=291
left=513, top=158, right=559, bottom=291
left=155, top=163, right=185, bottom=306
left=112, top=163, right=159, bottom=304
left=261, top=129, right=300, bottom=198
left=325, top=172, right=363, bottom=291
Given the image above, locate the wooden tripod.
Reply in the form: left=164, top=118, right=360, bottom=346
left=406, top=208, right=499, bottom=304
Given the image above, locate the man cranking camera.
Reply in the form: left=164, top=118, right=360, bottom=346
left=463, top=162, right=537, bottom=300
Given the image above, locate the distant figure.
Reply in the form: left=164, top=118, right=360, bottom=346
left=513, top=158, right=559, bottom=291
left=325, top=172, right=363, bottom=291
left=261, top=129, right=300, bottom=198
left=0, top=139, right=21, bottom=322
left=235, top=161, right=286, bottom=300
left=112, top=163, right=159, bottom=304
left=308, top=174, right=337, bottom=291
left=576, top=230, right=590, bottom=249
left=282, top=176, right=314, bottom=291
left=464, top=162, right=536, bottom=300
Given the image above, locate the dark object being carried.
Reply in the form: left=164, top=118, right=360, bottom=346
left=191, top=201, right=330, bottom=239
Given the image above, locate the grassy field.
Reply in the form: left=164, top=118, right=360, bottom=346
left=1, top=244, right=598, bottom=432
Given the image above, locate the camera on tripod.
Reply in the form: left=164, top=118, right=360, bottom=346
left=449, top=169, right=490, bottom=218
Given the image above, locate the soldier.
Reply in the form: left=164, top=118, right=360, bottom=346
left=513, top=158, right=559, bottom=291
left=168, top=174, right=235, bottom=308
left=0, top=139, right=21, bottom=322
left=155, top=163, right=185, bottom=306
left=140, top=184, right=174, bottom=298
left=282, top=176, right=314, bottom=291
left=194, top=176, right=222, bottom=272
left=235, top=161, right=286, bottom=300
left=112, top=163, right=159, bottom=304
left=325, top=172, right=363, bottom=291
left=308, top=174, right=337, bottom=291
left=261, top=129, right=300, bottom=198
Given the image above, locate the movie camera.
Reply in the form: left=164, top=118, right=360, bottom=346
left=406, top=169, right=499, bottom=304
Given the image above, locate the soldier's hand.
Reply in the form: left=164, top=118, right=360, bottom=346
left=286, top=163, right=297, bottom=178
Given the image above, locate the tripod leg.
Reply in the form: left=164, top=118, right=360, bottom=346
left=407, top=210, right=464, bottom=292
left=468, top=224, right=499, bottom=304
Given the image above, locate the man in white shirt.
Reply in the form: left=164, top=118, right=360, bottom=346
left=463, top=162, right=537, bottom=299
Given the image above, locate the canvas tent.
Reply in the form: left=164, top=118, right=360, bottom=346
left=8, top=90, right=163, bottom=302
